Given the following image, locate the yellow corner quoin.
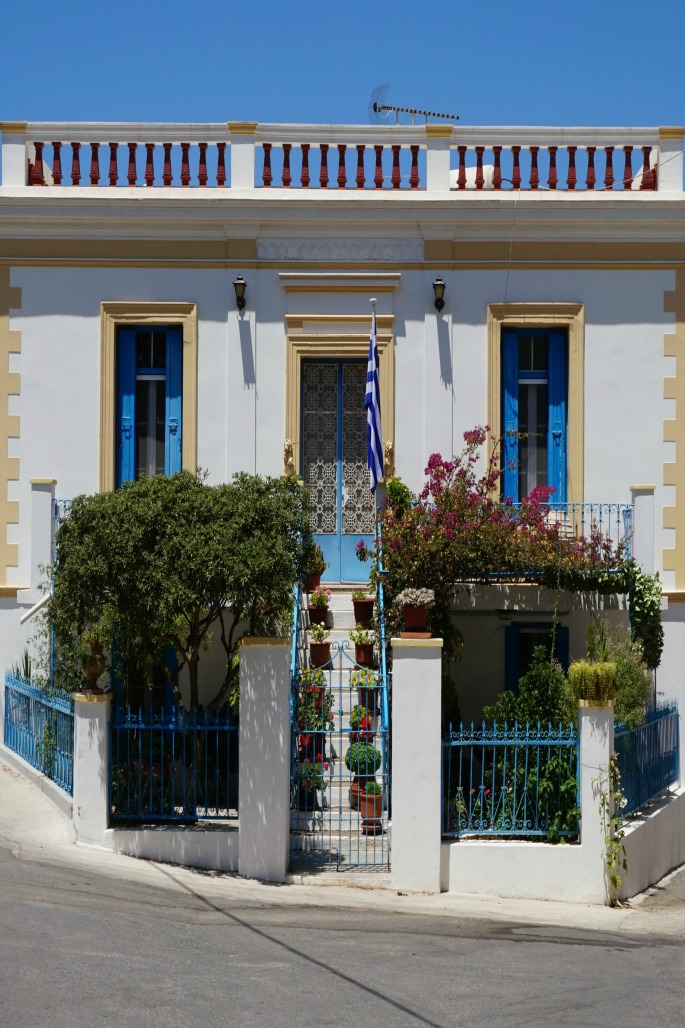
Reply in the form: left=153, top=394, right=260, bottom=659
left=0, top=122, right=28, bottom=134
left=0, top=267, right=21, bottom=584
left=227, top=122, right=258, bottom=135
left=99, top=302, right=198, bottom=493
left=663, top=269, right=685, bottom=587
left=659, top=126, right=685, bottom=140
left=391, top=638, right=444, bottom=649
left=425, top=124, right=454, bottom=138
left=73, top=693, right=113, bottom=704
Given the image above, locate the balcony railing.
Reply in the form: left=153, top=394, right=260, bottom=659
left=2, top=122, right=682, bottom=193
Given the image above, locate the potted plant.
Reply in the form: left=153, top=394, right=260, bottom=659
left=345, top=741, right=382, bottom=810
left=568, top=659, right=617, bottom=707
left=295, top=758, right=329, bottom=810
left=351, top=589, right=374, bottom=628
left=395, top=587, right=435, bottom=637
left=350, top=666, right=378, bottom=713
left=349, top=624, right=375, bottom=667
left=297, top=668, right=334, bottom=732
left=359, top=779, right=384, bottom=834
left=308, top=622, right=331, bottom=667
left=307, top=585, right=330, bottom=626
left=302, top=542, right=327, bottom=592
left=349, top=704, right=373, bottom=744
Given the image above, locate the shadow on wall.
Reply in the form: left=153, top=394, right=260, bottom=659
left=239, top=317, right=255, bottom=386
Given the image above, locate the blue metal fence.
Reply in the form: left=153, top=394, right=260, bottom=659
left=511, top=501, right=633, bottom=561
left=111, top=706, right=239, bottom=821
left=615, top=705, right=679, bottom=817
left=442, top=722, right=579, bottom=839
left=4, top=672, right=74, bottom=795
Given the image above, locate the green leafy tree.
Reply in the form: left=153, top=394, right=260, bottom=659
left=47, top=470, right=308, bottom=709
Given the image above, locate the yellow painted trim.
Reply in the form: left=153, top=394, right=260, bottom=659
left=0, top=238, right=256, bottom=262
left=391, top=638, right=444, bottom=648
left=487, top=303, right=584, bottom=505
left=29, top=477, right=57, bottom=485
left=0, top=268, right=20, bottom=583
left=285, top=321, right=394, bottom=481
left=578, top=699, right=614, bottom=709
left=425, top=125, right=453, bottom=138
left=630, top=484, right=656, bottom=492
left=427, top=241, right=685, bottom=266
left=659, top=126, right=685, bottom=140
left=99, top=302, right=198, bottom=493
left=663, top=270, right=685, bottom=586
left=0, top=587, right=20, bottom=597
left=663, top=591, right=685, bottom=602
left=73, top=692, right=113, bottom=704
left=240, top=637, right=290, bottom=646
left=0, top=122, right=27, bottom=134
left=228, top=122, right=258, bottom=135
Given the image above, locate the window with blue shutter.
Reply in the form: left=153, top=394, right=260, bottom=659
left=505, top=623, right=570, bottom=694
left=116, top=325, right=183, bottom=486
left=501, top=328, right=568, bottom=503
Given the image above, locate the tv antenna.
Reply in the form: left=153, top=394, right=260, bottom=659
left=368, top=84, right=459, bottom=125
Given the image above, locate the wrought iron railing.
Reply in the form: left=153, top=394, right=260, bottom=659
left=110, top=706, right=238, bottom=821
left=3, top=672, right=74, bottom=795
left=509, top=501, right=634, bottom=563
left=442, top=721, right=579, bottom=840
left=615, top=704, right=679, bottom=817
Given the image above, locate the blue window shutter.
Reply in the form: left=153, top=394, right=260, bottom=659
left=165, top=327, right=183, bottom=475
left=502, top=332, right=519, bottom=501
left=505, top=624, right=520, bottom=694
left=547, top=332, right=567, bottom=504
left=116, top=327, right=136, bottom=486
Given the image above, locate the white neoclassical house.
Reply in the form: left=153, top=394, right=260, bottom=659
left=0, top=118, right=684, bottom=719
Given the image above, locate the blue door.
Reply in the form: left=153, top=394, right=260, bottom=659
left=301, top=361, right=375, bottom=582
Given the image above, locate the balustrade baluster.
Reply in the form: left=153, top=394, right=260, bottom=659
left=475, top=145, right=485, bottom=189
left=492, top=146, right=503, bottom=189
left=409, top=144, right=420, bottom=189
left=356, top=144, right=365, bottom=188
left=282, top=143, right=292, bottom=187
left=604, top=146, right=614, bottom=189
left=623, top=145, right=633, bottom=189
left=548, top=146, right=558, bottom=189
left=567, top=145, right=577, bottom=190
left=179, top=143, right=190, bottom=186
left=337, top=144, right=347, bottom=188
left=144, top=143, right=155, bottom=186
left=640, top=146, right=653, bottom=190
left=262, top=143, right=272, bottom=187
left=162, top=143, right=172, bottom=186
left=319, top=143, right=329, bottom=188
left=52, top=141, right=62, bottom=185
left=457, top=146, right=467, bottom=190
left=512, top=146, right=521, bottom=189
left=71, top=142, right=81, bottom=186
left=127, top=143, right=137, bottom=186
left=374, top=145, right=383, bottom=188
left=198, top=142, right=208, bottom=187
left=391, top=145, right=401, bottom=188
left=216, top=142, right=226, bottom=186
left=89, top=143, right=100, bottom=186
left=300, top=143, right=310, bottom=187
left=586, top=146, right=596, bottom=189
left=108, top=143, right=118, bottom=186
left=31, top=142, right=45, bottom=185
left=529, top=146, right=539, bottom=190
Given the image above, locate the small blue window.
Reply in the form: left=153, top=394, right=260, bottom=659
left=116, top=326, right=182, bottom=486
left=502, top=329, right=567, bottom=503
left=505, top=623, right=570, bottom=694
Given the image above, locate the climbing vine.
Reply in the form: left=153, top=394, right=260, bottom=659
left=597, top=752, right=627, bottom=906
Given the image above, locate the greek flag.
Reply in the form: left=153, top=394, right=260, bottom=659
left=365, top=309, right=384, bottom=492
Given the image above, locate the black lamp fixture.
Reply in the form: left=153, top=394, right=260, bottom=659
left=233, top=274, right=247, bottom=311
left=432, top=276, right=446, bottom=312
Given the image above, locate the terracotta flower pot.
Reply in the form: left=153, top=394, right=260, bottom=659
left=355, top=643, right=375, bottom=668
left=358, top=686, right=379, bottom=713
left=307, top=605, right=328, bottom=626
left=307, top=573, right=321, bottom=592
left=400, top=603, right=431, bottom=638
left=309, top=641, right=331, bottom=668
left=359, top=789, right=384, bottom=834
left=352, top=597, right=374, bottom=628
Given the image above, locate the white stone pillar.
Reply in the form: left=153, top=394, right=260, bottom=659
left=630, top=484, right=655, bottom=574
left=391, top=637, right=443, bottom=892
left=579, top=702, right=614, bottom=905
left=425, top=125, right=453, bottom=192
left=72, top=694, right=112, bottom=846
left=657, top=128, right=684, bottom=193
left=1, top=122, right=28, bottom=186
left=228, top=122, right=258, bottom=189
left=239, top=638, right=291, bottom=882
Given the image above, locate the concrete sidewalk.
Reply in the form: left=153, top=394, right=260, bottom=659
left=2, top=756, right=684, bottom=938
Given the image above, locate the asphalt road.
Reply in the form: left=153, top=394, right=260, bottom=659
left=1, top=846, right=685, bottom=1028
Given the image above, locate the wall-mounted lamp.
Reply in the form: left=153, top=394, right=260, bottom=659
left=432, top=276, right=446, bottom=312
left=233, top=275, right=247, bottom=311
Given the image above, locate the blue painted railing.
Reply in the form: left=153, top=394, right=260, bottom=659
left=4, top=672, right=74, bottom=795
left=111, top=705, right=238, bottom=821
left=615, top=704, right=679, bottom=817
left=511, top=501, right=634, bottom=562
left=442, top=721, right=579, bottom=839
left=376, top=517, right=391, bottom=792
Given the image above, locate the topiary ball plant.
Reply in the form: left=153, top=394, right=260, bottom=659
left=345, top=741, right=381, bottom=777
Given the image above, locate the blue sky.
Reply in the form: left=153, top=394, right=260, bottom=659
left=1, top=1, right=684, bottom=127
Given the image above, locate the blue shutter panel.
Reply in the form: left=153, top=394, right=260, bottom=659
left=117, top=327, right=137, bottom=486
left=547, top=332, right=567, bottom=504
left=165, top=327, right=183, bottom=475
left=555, top=625, right=570, bottom=674
left=502, top=332, right=519, bottom=501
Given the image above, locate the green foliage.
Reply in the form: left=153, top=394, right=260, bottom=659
left=586, top=616, right=652, bottom=728
left=597, top=753, right=627, bottom=906
left=363, top=780, right=383, bottom=795
left=385, top=476, right=413, bottom=518
left=302, top=541, right=326, bottom=577
left=351, top=589, right=370, bottom=601
left=345, top=742, right=382, bottom=776
left=350, top=704, right=369, bottom=729
left=308, top=585, right=330, bottom=609
left=629, top=567, right=664, bottom=669
left=47, top=470, right=308, bottom=709
left=296, top=668, right=333, bottom=730
left=10, top=649, right=32, bottom=682
left=308, top=622, right=329, bottom=643
left=349, top=667, right=377, bottom=690
left=36, top=716, right=56, bottom=779
left=568, top=660, right=617, bottom=705
left=296, top=760, right=327, bottom=791
left=349, top=624, right=374, bottom=645
left=484, top=646, right=573, bottom=727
